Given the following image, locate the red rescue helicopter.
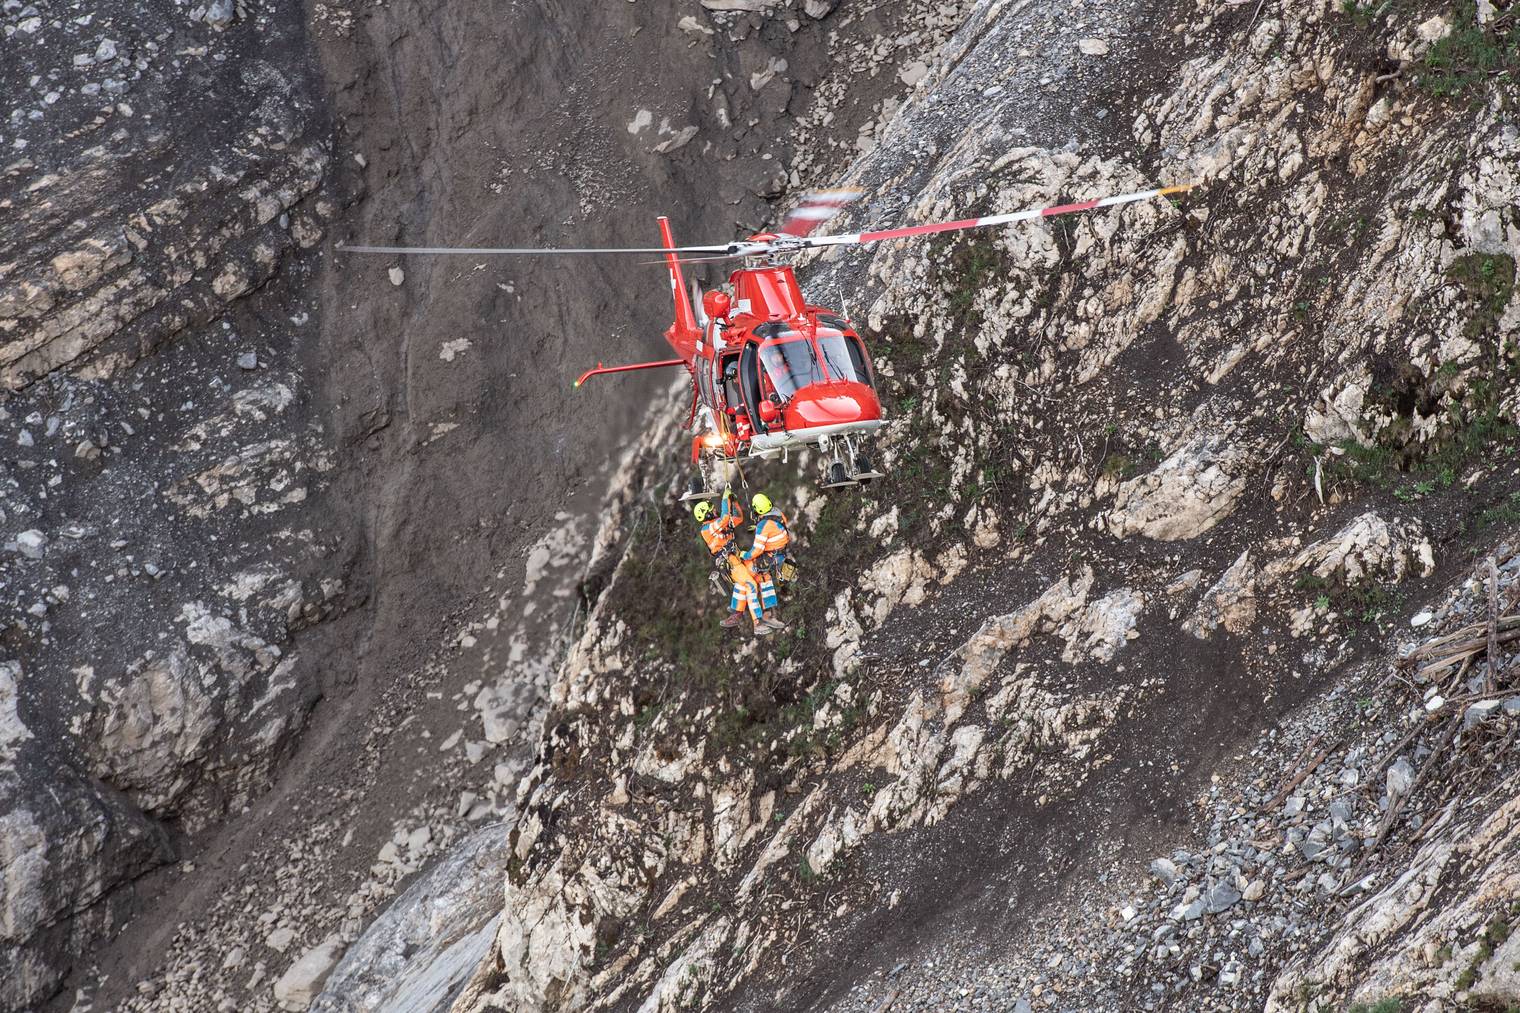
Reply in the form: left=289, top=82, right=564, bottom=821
left=340, top=182, right=1194, bottom=496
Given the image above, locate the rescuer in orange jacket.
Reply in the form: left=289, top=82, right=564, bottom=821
left=694, top=494, right=784, bottom=636
left=739, top=493, right=792, bottom=593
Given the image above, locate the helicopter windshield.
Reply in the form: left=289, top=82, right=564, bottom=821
left=758, top=332, right=825, bottom=399
left=815, top=329, right=866, bottom=384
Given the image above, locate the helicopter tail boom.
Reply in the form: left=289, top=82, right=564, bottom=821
left=659, top=217, right=703, bottom=362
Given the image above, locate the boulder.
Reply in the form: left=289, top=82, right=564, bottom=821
left=1107, top=434, right=1248, bottom=541
left=274, top=935, right=345, bottom=1011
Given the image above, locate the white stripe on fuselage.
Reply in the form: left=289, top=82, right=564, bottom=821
left=748, top=419, right=886, bottom=452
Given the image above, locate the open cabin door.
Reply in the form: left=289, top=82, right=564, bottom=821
left=738, top=343, right=771, bottom=432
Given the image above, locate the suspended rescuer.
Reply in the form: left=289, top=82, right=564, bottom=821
left=693, top=494, right=785, bottom=636
left=739, top=493, right=794, bottom=596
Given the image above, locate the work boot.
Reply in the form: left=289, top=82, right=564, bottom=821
left=753, top=621, right=775, bottom=637
left=762, top=615, right=788, bottom=632
left=720, top=613, right=744, bottom=629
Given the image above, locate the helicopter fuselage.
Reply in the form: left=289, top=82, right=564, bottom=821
left=685, top=263, right=885, bottom=469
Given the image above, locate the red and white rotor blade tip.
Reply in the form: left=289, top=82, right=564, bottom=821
left=777, top=188, right=864, bottom=238
left=804, top=183, right=1198, bottom=249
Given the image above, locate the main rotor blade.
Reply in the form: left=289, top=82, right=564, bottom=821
left=778, top=188, right=863, bottom=238
left=801, top=183, right=1198, bottom=249
left=336, top=242, right=736, bottom=256
left=639, top=253, right=749, bottom=266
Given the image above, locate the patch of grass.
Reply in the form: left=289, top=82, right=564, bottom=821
left=1296, top=572, right=1400, bottom=627
left=778, top=678, right=865, bottom=759
left=1418, top=8, right=1520, bottom=103
left=1306, top=351, right=1518, bottom=498
left=1345, top=582, right=1403, bottom=626
left=1479, top=490, right=1520, bottom=528
left=1448, top=253, right=1517, bottom=338
left=1452, top=914, right=1512, bottom=993
left=1316, top=439, right=1402, bottom=488
left=1099, top=442, right=1164, bottom=481
left=1347, top=999, right=1403, bottom=1013
left=942, top=234, right=1010, bottom=331
left=1100, top=453, right=1134, bottom=480
left=1420, top=381, right=1520, bottom=483
left=1393, top=477, right=1439, bottom=501
left=1338, top=1, right=1417, bottom=29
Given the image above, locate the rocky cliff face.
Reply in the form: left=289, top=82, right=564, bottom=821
left=1, top=3, right=344, bottom=1006
left=444, top=1, right=1520, bottom=1011
left=1, top=0, right=961, bottom=1010
left=3, top=0, right=1516, bottom=1010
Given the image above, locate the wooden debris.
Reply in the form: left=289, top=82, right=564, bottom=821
left=1487, top=557, right=1501, bottom=694
left=1262, top=738, right=1337, bottom=813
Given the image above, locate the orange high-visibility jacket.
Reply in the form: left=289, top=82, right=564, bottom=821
left=740, top=510, right=790, bottom=561
left=699, top=518, right=731, bottom=556
left=699, top=495, right=747, bottom=556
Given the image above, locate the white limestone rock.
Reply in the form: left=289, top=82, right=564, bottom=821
left=274, top=934, right=345, bottom=1010
left=1269, top=511, right=1434, bottom=588
left=1107, top=434, right=1249, bottom=541
left=1184, top=551, right=1258, bottom=639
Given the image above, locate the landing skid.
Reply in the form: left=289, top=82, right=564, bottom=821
left=678, top=459, right=740, bottom=502
left=678, top=481, right=718, bottom=503
left=817, top=436, right=881, bottom=490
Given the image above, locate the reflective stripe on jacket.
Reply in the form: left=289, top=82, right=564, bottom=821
left=741, top=510, right=790, bottom=560
left=700, top=515, right=740, bottom=556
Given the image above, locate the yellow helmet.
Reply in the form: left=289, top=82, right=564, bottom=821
left=693, top=501, right=713, bottom=522
left=752, top=493, right=772, bottom=515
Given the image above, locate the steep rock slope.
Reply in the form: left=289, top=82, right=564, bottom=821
left=449, top=1, right=1520, bottom=1010
left=1, top=3, right=338, bottom=1006
left=3, top=0, right=965, bottom=1011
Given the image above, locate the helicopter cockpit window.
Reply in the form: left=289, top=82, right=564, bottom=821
left=758, top=332, right=824, bottom=399
left=815, top=328, right=870, bottom=385
left=844, top=334, right=871, bottom=386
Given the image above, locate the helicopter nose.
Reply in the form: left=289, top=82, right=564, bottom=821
left=783, top=380, right=882, bottom=430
